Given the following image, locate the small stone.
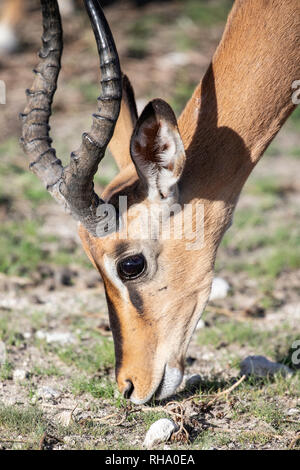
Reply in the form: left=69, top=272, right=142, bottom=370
left=186, top=374, right=201, bottom=390
left=143, top=418, right=177, bottom=449
left=0, top=341, right=6, bottom=365
left=240, top=355, right=293, bottom=378
left=13, top=369, right=28, bottom=382
left=286, top=408, right=299, bottom=416
left=36, top=330, right=75, bottom=345
left=209, top=277, right=230, bottom=301
left=37, top=386, right=60, bottom=400
left=195, top=319, right=205, bottom=330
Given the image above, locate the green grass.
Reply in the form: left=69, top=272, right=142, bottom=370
left=0, top=220, right=46, bottom=276
left=170, top=73, right=197, bottom=114
left=0, top=218, right=91, bottom=276
left=289, top=147, right=300, bottom=158
left=126, top=13, right=165, bottom=59
left=0, top=404, right=46, bottom=437
left=0, top=362, right=13, bottom=381
left=247, top=177, right=287, bottom=197
left=192, top=430, right=231, bottom=449
left=182, top=0, right=233, bottom=26
left=31, top=364, right=63, bottom=378
left=0, top=314, right=25, bottom=347
left=290, top=105, right=300, bottom=129
left=197, top=319, right=272, bottom=349
left=71, top=376, right=116, bottom=400
left=242, top=232, right=300, bottom=279
left=56, top=337, right=115, bottom=374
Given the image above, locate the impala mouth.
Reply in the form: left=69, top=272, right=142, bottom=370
left=130, top=364, right=183, bottom=405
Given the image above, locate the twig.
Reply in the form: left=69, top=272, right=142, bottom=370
left=70, top=403, right=79, bottom=423
left=206, top=374, right=246, bottom=407
left=182, top=374, right=246, bottom=407
left=205, top=305, right=247, bottom=322
left=0, top=439, right=27, bottom=444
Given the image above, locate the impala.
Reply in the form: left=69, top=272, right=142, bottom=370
left=21, top=0, right=300, bottom=404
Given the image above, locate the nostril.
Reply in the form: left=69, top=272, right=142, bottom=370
left=123, top=380, right=134, bottom=399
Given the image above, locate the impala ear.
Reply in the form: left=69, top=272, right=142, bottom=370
left=108, top=74, right=138, bottom=170
left=130, top=99, right=186, bottom=202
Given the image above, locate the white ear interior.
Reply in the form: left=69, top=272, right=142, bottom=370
left=132, top=119, right=186, bottom=202
left=156, top=121, right=185, bottom=199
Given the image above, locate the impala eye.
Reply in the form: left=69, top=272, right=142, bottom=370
left=117, top=254, right=146, bottom=280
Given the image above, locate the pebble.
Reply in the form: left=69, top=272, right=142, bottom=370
left=286, top=408, right=299, bottom=416
left=13, top=369, right=28, bottom=382
left=240, top=355, right=293, bottom=377
left=37, top=386, right=60, bottom=400
left=185, top=374, right=201, bottom=389
left=0, top=341, right=6, bottom=365
left=36, top=330, right=75, bottom=345
left=209, top=277, right=230, bottom=301
left=143, top=419, right=177, bottom=449
left=195, top=319, right=205, bottom=330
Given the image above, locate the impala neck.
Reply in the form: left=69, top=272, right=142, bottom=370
left=179, top=0, right=299, bottom=218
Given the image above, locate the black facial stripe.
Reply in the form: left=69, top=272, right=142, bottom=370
left=127, top=285, right=144, bottom=315
left=105, top=292, right=123, bottom=376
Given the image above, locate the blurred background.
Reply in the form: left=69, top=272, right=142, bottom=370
left=0, top=0, right=299, bottom=450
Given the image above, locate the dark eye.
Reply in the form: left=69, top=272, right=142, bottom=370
left=117, top=254, right=146, bottom=280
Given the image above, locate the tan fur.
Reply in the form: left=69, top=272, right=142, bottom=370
left=108, top=75, right=138, bottom=170
left=0, top=0, right=23, bottom=26
left=80, top=0, right=300, bottom=402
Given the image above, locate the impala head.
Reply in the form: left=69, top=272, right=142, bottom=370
left=21, top=0, right=218, bottom=404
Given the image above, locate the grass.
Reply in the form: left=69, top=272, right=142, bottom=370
left=0, top=218, right=92, bottom=276
left=171, top=73, right=198, bottom=114
left=247, top=176, right=287, bottom=197
left=0, top=362, right=13, bottom=381
left=0, top=314, right=25, bottom=347
left=290, top=105, right=300, bottom=129
left=56, top=338, right=115, bottom=374
left=182, top=0, right=233, bottom=26
left=0, top=404, right=47, bottom=446
left=71, top=376, right=117, bottom=400
left=197, top=319, right=273, bottom=350
left=31, top=365, right=63, bottom=378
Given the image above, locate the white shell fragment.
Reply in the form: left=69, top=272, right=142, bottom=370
left=209, top=277, right=230, bottom=301
left=240, top=355, right=293, bottom=377
left=143, top=418, right=177, bottom=449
